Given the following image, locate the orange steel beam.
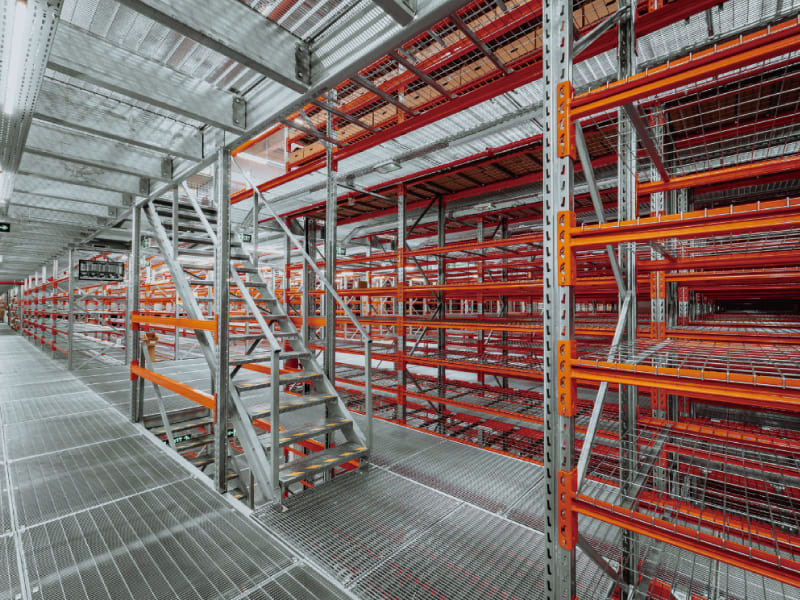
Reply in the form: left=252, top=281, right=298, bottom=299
left=130, top=363, right=216, bottom=414
left=667, top=329, right=800, bottom=345
left=570, top=196, right=800, bottom=248
left=572, top=17, right=800, bottom=118
left=636, top=492, right=800, bottom=562
left=131, top=313, right=217, bottom=333
left=639, top=415, right=800, bottom=458
left=573, top=495, right=800, bottom=588
left=639, top=156, right=800, bottom=195
left=572, top=363, right=800, bottom=412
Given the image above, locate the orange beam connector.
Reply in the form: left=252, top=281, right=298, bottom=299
left=130, top=363, right=216, bottom=414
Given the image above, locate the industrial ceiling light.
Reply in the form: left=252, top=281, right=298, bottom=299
left=3, top=0, right=29, bottom=115
left=374, top=160, right=401, bottom=174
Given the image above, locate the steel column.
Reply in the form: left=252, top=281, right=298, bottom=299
left=618, top=0, right=640, bottom=586
left=542, top=0, right=576, bottom=595
left=172, top=188, right=181, bottom=360
left=302, top=218, right=316, bottom=347
left=437, top=195, right=446, bottom=428
left=67, top=249, right=75, bottom=370
left=214, top=147, right=232, bottom=493
left=128, top=205, right=144, bottom=423
left=324, top=94, right=338, bottom=384
left=397, top=184, right=408, bottom=423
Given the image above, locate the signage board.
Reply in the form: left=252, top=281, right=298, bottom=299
left=78, top=260, right=126, bottom=281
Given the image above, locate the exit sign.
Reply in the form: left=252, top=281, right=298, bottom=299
left=239, top=232, right=252, bottom=243
left=0, top=223, right=9, bottom=233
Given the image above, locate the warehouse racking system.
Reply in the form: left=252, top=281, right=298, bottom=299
left=0, top=0, right=799, bottom=598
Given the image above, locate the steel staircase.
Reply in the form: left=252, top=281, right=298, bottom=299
left=141, top=193, right=368, bottom=508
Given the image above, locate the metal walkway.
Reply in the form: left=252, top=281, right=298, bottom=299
left=4, top=326, right=793, bottom=599
left=0, top=325, right=353, bottom=600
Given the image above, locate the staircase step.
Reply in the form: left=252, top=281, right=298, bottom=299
left=179, top=248, right=250, bottom=261
left=230, top=331, right=296, bottom=342
left=230, top=350, right=309, bottom=366
left=175, top=433, right=215, bottom=452
left=246, top=393, right=335, bottom=419
left=177, top=234, right=215, bottom=245
left=234, top=370, right=322, bottom=393
left=234, top=265, right=260, bottom=274
left=189, top=455, right=215, bottom=470
left=229, top=314, right=289, bottom=322
left=153, top=198, right=217, bottom=215
left=150, top=416, right=213, bottom=437
left=260, top=417, right=352, bottom=449
left=279, top=442, right=368, bottom=486
left=166, top=220, right=209, bottom=234
left=179, top=261, right=213, bottom=270
left=187, top=279, right=214, bottom=286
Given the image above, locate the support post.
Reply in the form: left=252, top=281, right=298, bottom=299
left=214, top=147, right=232, bottom=493
left=128, top=205, right=144, bottom=423
left=302, top=218, right=316, bottom=347
left=618, top=0, right=640, bottom=587
left=500, top=217, right=508, bottom=388
left=67, top=249, right=75, bottom=370
left=542, top=0, right=576, bottom=595
left=397, top=184, right=407, bottom=424
left=324, top=94, right=338, bottom=384
left=437, top=195, right=446, bottom=429
left=172, top=188, right=181, bottom=360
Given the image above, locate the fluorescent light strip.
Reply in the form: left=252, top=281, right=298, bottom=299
left=4, top=0, right=29, bottom=116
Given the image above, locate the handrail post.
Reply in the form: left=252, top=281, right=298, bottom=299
left=270, top=348, right=282, bottom=506
left=365, top=338, right=373, bottom=456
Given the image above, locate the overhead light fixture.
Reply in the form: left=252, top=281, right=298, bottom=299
left=4, top=0, right=29, bottom=115
left=374, top=160, right=401, bottom=174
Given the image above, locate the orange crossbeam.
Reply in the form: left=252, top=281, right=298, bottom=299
left=573, top=494, right=800, bottom=588
left=130, top=363, right=216, bottom=414
left=572, top=362, right=800, bottom=412
left=132, top=313, right=217, bottom=335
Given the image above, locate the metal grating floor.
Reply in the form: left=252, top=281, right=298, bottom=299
left=12, top=436, right=191, bottom=527
left=239, top=564, right=355, bottom=600
left=22, top=481, right=295, bottom=600
left=2, top=391, right=108, bottom=423
left=5, top=410, right=138, bottom=460
left=0, top=535, right=20, bottom=600
left=0, top=326, right=354, bottom=600
left=6, top=326, right=796, bottom=599
left=257, top=468, right=462, bottom=583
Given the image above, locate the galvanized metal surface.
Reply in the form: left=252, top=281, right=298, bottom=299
left=0, top=325, right=357, bottom=600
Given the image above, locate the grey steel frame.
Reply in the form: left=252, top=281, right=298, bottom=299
left=542, top=0, right=576, bottom=598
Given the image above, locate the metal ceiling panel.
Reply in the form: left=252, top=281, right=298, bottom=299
left=115, top=0, right=308, bottom=92
left=18, top=154, right=142, bottom=195
left=48, top=22, right=246, bottom=131
left=25, top=120, right=168, bottom=180
left=0, top=0, right=63, bottom=208
left=14, top=174, right=125, bottom=207
left=13, top=193, right=110, bottom=219
left=35, top=78, right=204, bottom=160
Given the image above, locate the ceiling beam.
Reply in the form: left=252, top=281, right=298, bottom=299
left=18, top=154, right=143, bottom=195
left=13, top=192, right=117, bottom=218
left=48, top=22, right=247, bottom=132
left=25, top=120, right=169, bottom=180
left=370, top=0, right=416, bottom=26
left=114, top=0, right=308, bottom=93
left=13, top=174, right=125, bottom=207
left=0, top=0, right=63, bottom=209
left=35, top=79, right=204, bottom=160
